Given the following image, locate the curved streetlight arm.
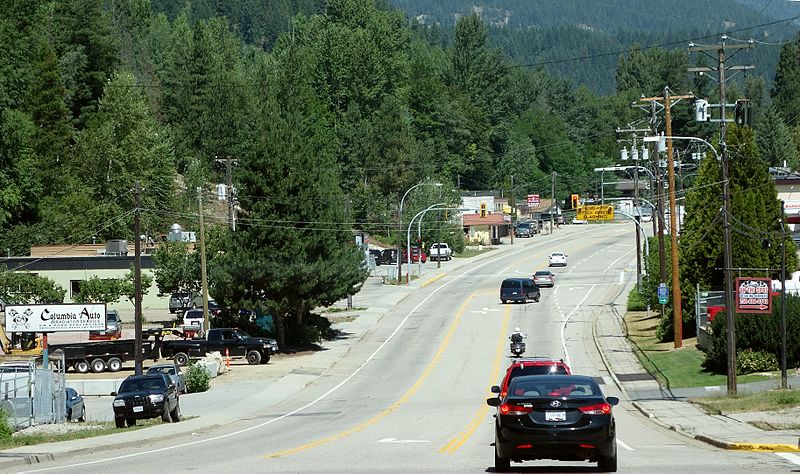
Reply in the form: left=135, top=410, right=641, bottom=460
left=616, top=210, right=650, bottom=275
left=406, top=206, right=469, bottom=284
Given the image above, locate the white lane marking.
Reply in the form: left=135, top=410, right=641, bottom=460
left=25, top=229, right=602, bottom=473
left=619, top=271, right=624, bottom=284
left=617, top=439, right=635, bottom=451
left=776, top=453, right=800, bottom=466
left=557, top=285, right=596, bottom=368
left=378, top=438, right=429, bottom=443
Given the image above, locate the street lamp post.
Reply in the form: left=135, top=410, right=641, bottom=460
left=407, top=205, right=466, bottom=285
left=415, top=202, right=446, bottom=280
left=398, top=182, right=442, bottom=282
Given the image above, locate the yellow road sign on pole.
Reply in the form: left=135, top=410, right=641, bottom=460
left=576, top=205, right=614, bottom=221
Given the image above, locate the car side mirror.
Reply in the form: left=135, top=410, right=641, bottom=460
left=110, top=392, right=117, bottom=396
left=606, top=396, right=619, bottom=406
left=490, top=385, right=500, bottom=394
left=486, top=397, right=501, bottom=407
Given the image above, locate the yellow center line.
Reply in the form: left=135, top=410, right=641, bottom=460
left=262, top=291, right=481, bottom=459
left=439, top=304, right=511, bottom=454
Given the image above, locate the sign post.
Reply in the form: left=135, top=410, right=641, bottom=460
left=735, top=277, right=771, bottom=314
left=658, top=283, right=669, bottom=305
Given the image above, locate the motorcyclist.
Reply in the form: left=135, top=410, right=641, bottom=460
left=509, top=327, right=527, bottom=343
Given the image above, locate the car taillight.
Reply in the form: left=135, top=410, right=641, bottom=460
left=579, top=403, right=611, bottom=415
left=499, top=403, right=533, bottom=415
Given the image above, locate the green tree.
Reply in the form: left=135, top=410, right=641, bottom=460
left=754, top=104, right=797, bottom=169
left=0, top=267, right=66, bottom=304
left=73, top=269, right=152, bottom=305
left=772, top=32, right=800, bottom=125
left=151, top=240, right=199, bottom=296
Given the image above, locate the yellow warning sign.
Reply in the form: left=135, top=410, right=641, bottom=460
left=576, top=205, right=614, bottom=221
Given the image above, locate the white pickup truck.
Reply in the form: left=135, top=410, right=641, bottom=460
left=428, top=243, right=453, bottom=261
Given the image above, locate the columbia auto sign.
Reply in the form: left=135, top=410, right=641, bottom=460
left=5, top=304, right=106, bottom=332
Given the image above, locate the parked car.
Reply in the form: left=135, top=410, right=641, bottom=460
left=500, top=278, right=540, bottom=304
left=376, top=249, right=399, bottom=265
left=112, top=373, right=181, bottom=428
left=169, top=292, right=193, bottom=314
left=89, top=310, right=122, bottom=339
left=403, top=247, right=428, bottom=263
left=66, top=387, right=85, bottom=422
left=369, top=249, right=383, bottom=265
left=491, top=357, right=571, bottom=399
left=428, top=243, right=452, bottom=261
left=147, top=363, right=187, bottom=394
left=515, top=222, right=534, bottom=238
left=190, top=296, right=221, bottom=315
left=161, top=328, right=279, bottom=366
left=487, top=374, right=619, bottom=472
left=548, top=251, right=568, bottom=267
left=533, top=270, right=555, bottom=288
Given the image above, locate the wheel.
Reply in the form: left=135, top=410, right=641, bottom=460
left=126, top=418, right=136, bottom=427
left=501, top=299, right=507, bottom=304
left=115, top=417, right=125, bottom=428
left=78, top=406, right=85, bottom=422
left=170, top=401, right=181, bottom=422
left=598, top=452, right=617, bottom=472
left=66, top=408, right=72, bottom=422
left=90, top=358, right=107, bottom=373
left=170, top=308, right=176, bottom=314
left=246, top=350, right=262, bottom=365
left=173, top=352, right=189, bottom=366
left=162, top=405, right=172, bottom=423
left=107, top=357, right=123, bottom=372
left=74, top=360, right=90, bottom=373
left=494, top=447, right=510, bottom=472
left=534, top=297, right=540, bottom=303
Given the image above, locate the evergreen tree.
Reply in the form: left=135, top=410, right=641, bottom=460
left=772, top=33, right=800, bottom=125
left=754, top=104, right=797, bottom=169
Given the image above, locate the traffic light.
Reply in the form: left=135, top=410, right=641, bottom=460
left=735, top=99, right=752, bottom=127
left=480, top=202, right=487, bottom=218
left=571, top=194, right=579, bottom=209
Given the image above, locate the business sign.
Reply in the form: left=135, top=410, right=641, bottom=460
left=735, top=277, right=772, bottom=314
left=657, top=283, right=669, bottom=305
left=576, top=205, right=614, bottom=221
left=527, top=194, right=540, bottom=205
left=5, top=304, right=106, bottom=332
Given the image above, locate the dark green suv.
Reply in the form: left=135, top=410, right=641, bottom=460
left=112, top=374, right=181, bottom=428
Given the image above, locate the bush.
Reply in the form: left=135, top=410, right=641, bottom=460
left=0, top=410, right=13, bottom=441
left=627, top=289, right=647, bottom=311
left=737, top=349, right=779, bottom=374
left=185, top=363, right=211, bottom=393
left=285, top=313, right=333, bottom=345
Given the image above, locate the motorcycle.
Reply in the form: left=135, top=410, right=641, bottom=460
left=510, top=341, right=526, bottom=357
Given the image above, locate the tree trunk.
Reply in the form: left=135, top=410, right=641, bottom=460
left=275, top=311, right=286, bottom=351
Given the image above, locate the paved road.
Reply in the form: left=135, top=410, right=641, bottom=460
left=13, top=224, right=799, bottom=472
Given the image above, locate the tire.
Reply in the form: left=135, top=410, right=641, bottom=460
left=173, top=352, right=189, bottom=367
left=162, top=405, right=172, bottom=423
left=90, top=358, right=107, bottom=373
left=170, top=308, right=176, bottom=314
left=170, top=401, right=181, bottom=422
left=115, top=417, right=125, bottom=428
left=501, top=299, right=507, bottom=304
left=598, top=452, right=617, bottom=472
left=107, top=357, right=123, bottom=372
left=74, top=360, right=90, bottom=374
left=126, top=418, right=136, bottom=427
left=494, top=447, right=510, bottom=472
left=66, top=408, right=72, bottom=422
left=78, top=406, right=85, bottom=423
left=246, top=350, right=262, bottom=365
left=534, top=296, right=540, bottom=303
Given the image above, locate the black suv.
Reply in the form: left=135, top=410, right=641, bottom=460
left=112, top=374, right=181, bottom=428
left=376, top=249, right=399, bottom=265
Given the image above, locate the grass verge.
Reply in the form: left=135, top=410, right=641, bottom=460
left=455, top=248, right=495, bottom=258
left=692, top=389, right=800, bottom=415
left=625, top=310, right=770, bottom=389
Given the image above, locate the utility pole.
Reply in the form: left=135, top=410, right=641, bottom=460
left=215, top=156, right=238, bottom=231
left=689, top=36, right=754, bottom=395
left=197, top=187, right=210, bottom=334
left=134, top=181, right=143, bottom=375
left=510, top=175, right=514, bottom=245
left=551, top=171, right=556, bottom=232
left=781, top=200, right=788, bottom=390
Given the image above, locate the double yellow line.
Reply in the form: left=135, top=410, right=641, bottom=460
left=439, top=304, right=511, bottom=454
left=264, top=291, right=480, bottom=459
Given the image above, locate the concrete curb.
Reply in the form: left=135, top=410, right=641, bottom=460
left=631, top=401, right=696, bottom=439
left=591, top=310, right=625, bottom=395
left=420, top=273, right=446, bottom=288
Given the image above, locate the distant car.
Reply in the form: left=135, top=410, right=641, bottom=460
left=491, top=357, right=572, bottom=399
left=112, top=374, right=181, bottom=428
left=487, top=374, right=619, bottom=472
left=89, top=310, right=122, bottom=339
left=147, top=363, right=187, bottom=394
left=500, top=278, right=540, bottom=304
left=515, top=223, right=534, bottom=238
left=376, top=249, right=399, bottom=265
left=368, top=249, right=383, bottom=265
left=533, top=270, right=555, bottom=288
left=571, top=217, right=588, bottom=225
left=403, top=247, right=428, bottom=263
left=191, top=296, right=221, bottom=315
left=169, top=292, right=192, bottom=314
left=428, top=243, right=452, bottom=261
left=66, top=387, right=85, bottom=422
left=548, top=251, right=568, bottom=267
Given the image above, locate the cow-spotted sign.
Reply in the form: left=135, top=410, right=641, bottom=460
left=735, top=277, right=772, bottom=314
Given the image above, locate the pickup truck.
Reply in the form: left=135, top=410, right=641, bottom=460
left=428, top=243, right=452, bottom=261
left=160, top=328, right=279, bottom=366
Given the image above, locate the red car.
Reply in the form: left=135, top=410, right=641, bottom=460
left=403, top=247, right=428, bottom=263
left=491, top=357, right=572, bottom=399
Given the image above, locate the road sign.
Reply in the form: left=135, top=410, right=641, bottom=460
left=735, top=277, right=772, bottom=314
left=576, top=205, right=614, bottom=221
left=657, top=283, right=668, bottom=305
left=527, top=194, right=540, bottom=205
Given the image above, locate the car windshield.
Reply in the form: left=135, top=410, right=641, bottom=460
left=501, top=280, right=520, bottom=288
left=534, top=271, right=551, bottom=276
left=508, top=377, right=599, bottom=398
left=119, top=376, right=165, bottom=393
left=106, top=313, right=117, bottom=322
left=147, top=366, right=176, bottom=376
left=517, top=223, right=530, bottom=229
left=551, top=253, right=564, bottom=257
left=509, top=364, right=568, bottom=380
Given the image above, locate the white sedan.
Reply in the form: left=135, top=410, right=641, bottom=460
left=548, top=251, right=568, bottom=267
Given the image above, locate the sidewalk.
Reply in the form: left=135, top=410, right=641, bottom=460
left=594, top=294, right=800, bottom=452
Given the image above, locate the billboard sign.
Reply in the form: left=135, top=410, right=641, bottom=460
left=735, top=277, right=771, bottom=314
left=527, top=194, right=540, bottom=205
left=5, top=304, right=107, bottom=332
left=576, top=205, right=615, bottom=221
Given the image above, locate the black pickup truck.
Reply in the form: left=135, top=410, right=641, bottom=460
left=160, top=328, right=279, bottom=366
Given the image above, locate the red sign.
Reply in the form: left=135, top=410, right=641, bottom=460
left=735, top=277, right=772, bottom=314
left=527, top=194, right=540, bottom=205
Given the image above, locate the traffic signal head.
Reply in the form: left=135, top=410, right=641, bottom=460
left=571, top=194, right=579, bottom=209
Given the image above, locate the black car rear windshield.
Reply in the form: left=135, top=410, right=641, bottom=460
left=508, top=377, right=600, bottom=398
left=119, top=376, right=166, bottom=393
left=501, top=279, right=521, bottom=288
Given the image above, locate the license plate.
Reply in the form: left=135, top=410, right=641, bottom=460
left=545, top=411, right=566, bottom=422
left=133, top=406, right=144, bottom=413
